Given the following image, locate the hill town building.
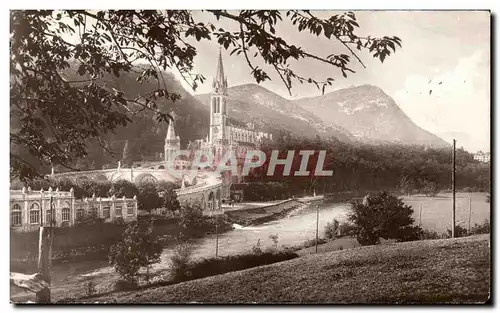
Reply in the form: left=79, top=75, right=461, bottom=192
left=473, top=151, right=491, bottom=163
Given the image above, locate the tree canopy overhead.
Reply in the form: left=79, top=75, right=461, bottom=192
left=10, top=10, right=402, bottom=180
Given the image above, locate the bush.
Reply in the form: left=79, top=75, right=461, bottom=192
left=420, top=229, right=441, bottom=240
left=178, top=201, right=204, bottom=230
left=84, top=278, right=97, bottom=296
left=324, top=219, right=340, bottom=240
left=113, top=279, right=138, bottom=292
left=349, top=192, right=422, bottom=245
left=251, top=239, right=262, bottom=254
left=269, top=234, right=279, bottom=248
left=421, top=179, right=439, bottom=197
left=169, top=242, right=193, bottom=281
left=446, top=225, right=469, bottom=238
left=302, top=237, right=327, bottom=249
left=470, top=219, right=490, bottom=234
left=338, top=222, right=356, bottom=237
left=187, top=251, right=298, bottom=281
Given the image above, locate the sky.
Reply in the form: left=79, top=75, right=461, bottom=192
left=174, top=11, right=490, bottom=152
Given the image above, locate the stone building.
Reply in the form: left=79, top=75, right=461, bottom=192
left=10, top=187, right=138, bottom=233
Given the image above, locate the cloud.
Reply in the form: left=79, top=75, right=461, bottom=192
left=394, top=50, right=490, bottom=152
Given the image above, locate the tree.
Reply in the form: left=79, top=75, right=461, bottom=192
left=178, top=200, right=205, bottom=230
left=421, top=179, right=439, bottom=197
left=109, top=179, right=139, bottom=198
left=121, top=140, right=131, bottom=167
left=137, top=182, right=162, bottom=212
left=157, top=180, right=180, bottom=215
left=109, top=220, right=163, bottom=283
left=10, top=10, right=402, bottom=181
left=349, top=192, right=421, bottom=245
left=399, top=174, right=417, bottom=196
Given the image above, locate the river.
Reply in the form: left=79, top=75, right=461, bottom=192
left=165, top=192, right=490, bottom=260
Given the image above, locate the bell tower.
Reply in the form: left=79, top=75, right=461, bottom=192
left=209, top=48, right=228, bottom=145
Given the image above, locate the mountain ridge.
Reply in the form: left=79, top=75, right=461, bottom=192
left=294, top=84, right=449, bottom=147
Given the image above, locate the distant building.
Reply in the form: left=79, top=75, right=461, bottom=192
left=473, top=151, right=491, bottom=163
left=10, top=187, right=138, bottom=233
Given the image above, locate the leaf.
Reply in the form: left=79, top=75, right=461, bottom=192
left=77, top=64, right=86, bottom=76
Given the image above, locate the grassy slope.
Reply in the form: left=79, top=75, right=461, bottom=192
left=82, top=234, right=490, bottom=304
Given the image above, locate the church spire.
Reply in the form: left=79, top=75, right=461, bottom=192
left=212, top=48, right=227, bottom=95
left=166, top=121, right=176, bottom=141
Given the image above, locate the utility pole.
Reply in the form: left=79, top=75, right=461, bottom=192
left=315, top=204, right=319, bottom=253
left=419, top=202, right=423, bottom=226
left=451, top=139, right=456, bottom=238
left=215, top=216, right=219, bottom=258
left=36, top=196, right=54, bottom=303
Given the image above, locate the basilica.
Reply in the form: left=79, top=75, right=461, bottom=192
left=164, top=50, right=273, bottom=186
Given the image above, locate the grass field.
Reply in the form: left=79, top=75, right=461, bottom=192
left=75, top=234, right=490, bottom=304
left=404, top=192, right=489, bottom=234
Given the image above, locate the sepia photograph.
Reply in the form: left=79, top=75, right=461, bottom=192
left=9, top=7, right=491, bottom=304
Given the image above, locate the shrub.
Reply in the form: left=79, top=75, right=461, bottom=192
left=269, top=234, right=279, bottom=248
left=178, top=201, right=204, bottom=230
left=446, top=225, right=469, bottom=238
left=421, top=179, right=439, bottom=197
left=420, top=229, right=441, bottom=240
left=324, top=219, right=340, bottom=239
left=349, top=192, right=422, bottom=245
left=169, top=242, right=193, bottom=281
left=187, top=251, right=298, bottom=281
left=113, top=279, right=138, bottom=292
left=338, top=222, right=356, bottom=237
left=302, top=237, right=327, bottom=249
left=470, top=219, right=490, bottom=234
left=84, top=278, right=96, bottom=296
left=251, top=239, right=262, bottom=254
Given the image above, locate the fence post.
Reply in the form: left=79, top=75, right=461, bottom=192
left=36, top=226, right=53, bottom=303
left=315, top=204, right=319, bottom=253
left=468, top=196, right=472, bottom=233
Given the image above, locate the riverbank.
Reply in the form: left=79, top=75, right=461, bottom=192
left=75, top=234, right=490, bottom=303
left=224, top=196, right=324, bottom=226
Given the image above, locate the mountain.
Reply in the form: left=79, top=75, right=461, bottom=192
left=32, top=66, right=211, bottom=170
left=195, top=84, right=354, bottom=142
left=294, top=85, right=449, bottom=148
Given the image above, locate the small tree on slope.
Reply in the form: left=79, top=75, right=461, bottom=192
left=109, top=220, right=163, bottom=283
